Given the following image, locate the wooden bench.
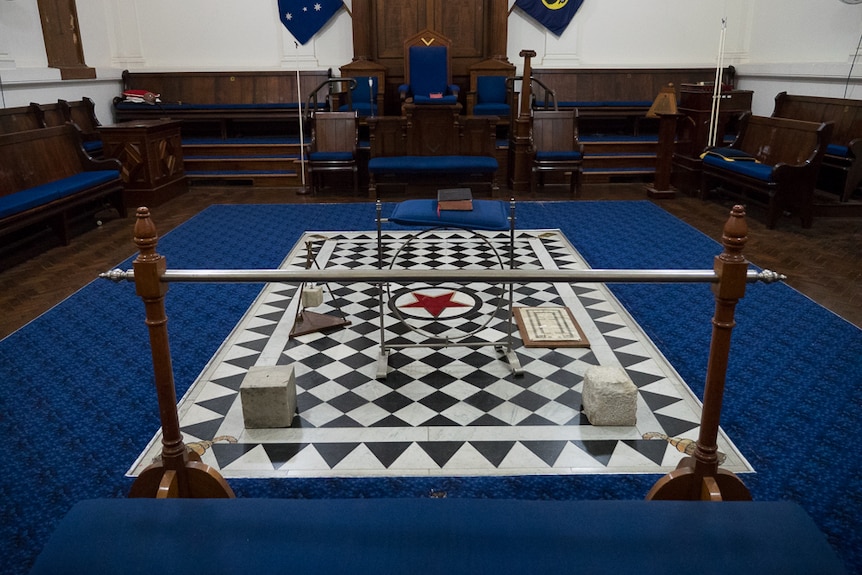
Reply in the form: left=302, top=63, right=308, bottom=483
left=700, top=113, right=833, bottom=228
left=0, top=125, right=126, bottom=247
left=114, top=69, right=331, bottom=139
left=0, top=103, right=46, bottom=135
left=772, top=92, right=862, bottom=201
left=2, top=99, right=105, bottom=157
left=530, top=67, right=732, bottom=135
left=367, top=104, right=498, bottom=199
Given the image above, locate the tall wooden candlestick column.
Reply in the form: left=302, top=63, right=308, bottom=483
left=508, top=49, right=536, bottom=193
left=128, top=207, right=234, bottom=498
left=647, top=204, right=752, bottom=501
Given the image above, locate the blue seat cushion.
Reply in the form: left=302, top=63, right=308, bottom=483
left=0, top=171, right=119, bottom=219
left=536, top=151, right=583, bottom=161
left=702, top=153, right=774, bottom=182
left=826, top=143, right=850, bottom=157
left=368, top=156, right=498, bottom=174
left=82, top=140, right=103, bottom=155
left=413, top=94, right=459, bottom=105
left=338, top=102, right=377, bottom=117
left=389, top=199, right=510, bottom=231
left=557, top=100, right=655, bottom=108
left=702, top=147, right=756, bottom=162
left=309, top=152, right=353, bottom=162
left=474, top=103, right=511, bottom=116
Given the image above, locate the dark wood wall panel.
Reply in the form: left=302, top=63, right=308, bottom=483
left=436, top=2, right=486, bottom=62
left=375, top=2, right=425, bottom=61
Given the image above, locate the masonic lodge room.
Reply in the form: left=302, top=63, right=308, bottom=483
left=1, top=1, right=861, bottom=573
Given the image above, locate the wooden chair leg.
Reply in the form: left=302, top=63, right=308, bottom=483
left=352, top=166, right=359, bottom=196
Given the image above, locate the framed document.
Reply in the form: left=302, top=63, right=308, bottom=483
left=514, top=306, right=590, bottom=348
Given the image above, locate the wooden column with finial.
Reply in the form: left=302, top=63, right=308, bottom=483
left=647, top=204, right=752, bottom=501
left=508, top=49, right=536, bottom=193
left=128, top=207, right=234, bottom=499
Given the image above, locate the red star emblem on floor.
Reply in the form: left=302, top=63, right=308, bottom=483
left=399, top=291, right=470, bottom=318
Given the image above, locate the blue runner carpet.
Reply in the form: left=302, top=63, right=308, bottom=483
left=1, top=201, right=859, bottom=574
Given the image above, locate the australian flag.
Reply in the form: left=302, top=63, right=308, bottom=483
left=278, top=0, right=344, bottom=45
left=515, top=0, right=584, bottom=37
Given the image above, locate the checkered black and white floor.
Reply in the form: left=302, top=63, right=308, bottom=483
left=130, top=229, right=751, bottom=478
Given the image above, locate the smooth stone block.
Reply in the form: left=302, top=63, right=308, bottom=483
left=240, top=365, right=297, bottom=428
left=582, top=365, right=637, bottom=426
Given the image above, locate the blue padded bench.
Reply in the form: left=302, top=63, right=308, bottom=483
left=114, top=69, right=332, bottom=139
left=114, top=101, right=326, bottom=139
left=0, top=125, right=126, bottom=247
left=368, top=155, right=498, bottom=199
left=700, top=113, right=833, bottom=229
left=30, top=498, right=848, bottom=575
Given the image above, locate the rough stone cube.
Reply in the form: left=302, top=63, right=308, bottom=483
left=240, top=365, right=297, bottom=428
left=582, top=365, right=638, bottom=426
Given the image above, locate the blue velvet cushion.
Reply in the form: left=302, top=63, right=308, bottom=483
left=309, top=152, right=353, bottom=162
left=826, top=143, right=850, bottom=157
left=702, top=147, right=756, bottom=162
left=474, top=103, right=511, bottom=116
left=477, top=76, right=508, bottom=104
left=339, top=102, right=377, bottom=117
left=413, top=94, right=459, bottom=105
left=0, top=171, right=119, bottom=219
left=115, top=102, right=324, bottom=111
left=556, top=100, right=655, bottom=108
left=536, top=151, right=583, bottom=161
left=368, top=156, right=498, bottom=174
left=702, top=153, right=774, bottom=182
left=389, top=199, right=510, bottom=231
left=82, top=141, right=103, bottom=155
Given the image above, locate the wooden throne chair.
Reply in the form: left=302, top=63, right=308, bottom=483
left=399, top=29, right=459, bottom=106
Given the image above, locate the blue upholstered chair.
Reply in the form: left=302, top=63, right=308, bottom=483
left=530, top=109, right=584, bottom=197
left=399, top=44, right=459, bottom=105
left=337, top=76, right=379, bottom=118
left=471, top=76, right=511, bottom=119
left=307, top=111, right=359, bottom=195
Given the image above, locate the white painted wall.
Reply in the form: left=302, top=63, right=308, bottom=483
left=2, top=0, right=862, bottom=121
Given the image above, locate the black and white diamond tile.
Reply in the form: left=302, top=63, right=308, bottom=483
left=130, top=229, right=752, bottom=478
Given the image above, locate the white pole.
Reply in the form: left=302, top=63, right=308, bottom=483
left=295, top=42, right=307, bottom=190
left=707, top=18, right=727, bottom=149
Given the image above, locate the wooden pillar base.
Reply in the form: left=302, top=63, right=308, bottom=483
left=646, top=457, right=751, bottom=501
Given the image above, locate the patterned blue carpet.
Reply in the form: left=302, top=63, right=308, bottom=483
left=1, top=201, right=859, bottom=574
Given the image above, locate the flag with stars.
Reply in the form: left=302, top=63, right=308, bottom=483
left=515, top=0, right=584, bottom=37
left=278, top=0, right=344, bottom=45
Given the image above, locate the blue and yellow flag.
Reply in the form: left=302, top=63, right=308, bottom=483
left=278, top=0, right=344, bottom=45
left=515, top=0, right=584, bottom=36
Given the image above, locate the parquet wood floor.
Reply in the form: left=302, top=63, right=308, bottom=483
left=1, top=182, right=859, bottom=340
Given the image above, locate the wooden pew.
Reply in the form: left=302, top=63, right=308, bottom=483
left=0, top=103, right=45, bottom=135
left=772, top=92, right=862, bottom=201
left=530, top=67, right=732, bottom=135
left=700, top=113, right=833, bottom=228
left=0, top=125, right=126, bottom=248
left=367, top=104, right=498, bottom=199
left=114, top=69, right=331, bottom=139
left=58, top=97, right=105, bottom=157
